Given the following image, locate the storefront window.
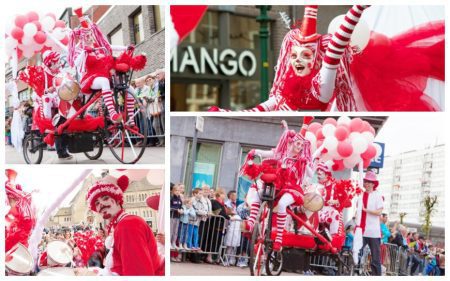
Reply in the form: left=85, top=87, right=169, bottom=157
left=188, top=11, right=219, bottom=45
left=230, top=14, right=263, bottom=49
left=184, top=141, right=222, bottom=193
left=229, top=80, right=260, bottom=110
left=171, top=82, right=220, bottom=111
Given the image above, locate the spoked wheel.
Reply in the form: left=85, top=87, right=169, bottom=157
left=106, top=90, right=148, bottom=164
left=250, top=202, right=269, bottom=276
left=265, top=249, right=283, bottom=276
left=337, top=250, right=355, bottom=276
left=22, top=134, right=44, bottom=164
left=83, top=132, right=104, bottom=160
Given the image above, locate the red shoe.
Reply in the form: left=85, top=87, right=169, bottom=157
left=273, top=242, right=282, bottom=252
left=111, top=113, right=123, bottom=123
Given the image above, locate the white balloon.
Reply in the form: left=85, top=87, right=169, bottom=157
left=349, top=132, right=361, bottom=141
left=352, top=135, right=369, bottom=154
left=52, top=27, right=65, bottom=40
left=22, top=47, right=35, bottom=58
left=5, top=22, right=14, bottom=36
left=21, top=36, right=34, bottom=46
left=23, top=23, right=38, bottom=37
left=5, top=37, right=18, bottom=53
left=322, top=124, right=336, bottom=137
left=328, top=15, right=345, bottom=35
left=324, top=136, right=338, bottom=151
left=351, top=19, right=370, bottom=51
left=305, top=131, right=317, bottom=155
left=361, top=131, right=375, bottom=143
left=41, top=16, right=56, bottom=32
left=337, top=116, right=351, bottom=126
left=320, top=152, right=334, bottom=162
left=343, top=158, right=356, bottom=169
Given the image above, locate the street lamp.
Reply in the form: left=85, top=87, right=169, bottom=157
left=256, top=5, right=271, bottom=102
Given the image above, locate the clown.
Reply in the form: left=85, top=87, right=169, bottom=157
left=67, top=8, right=137, bottom=126
left=243, top=117, right=313, bottom=251
left=85, top=175, right=163, bottom=276
left=316, top=162, right=343, bottom=236
left=210, top=5, right=370, bottom=112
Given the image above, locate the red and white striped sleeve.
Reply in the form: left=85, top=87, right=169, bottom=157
left=323, top=5, right=370, bottom=69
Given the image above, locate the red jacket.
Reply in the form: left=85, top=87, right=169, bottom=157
left=111, top=214, right=163, bottom=276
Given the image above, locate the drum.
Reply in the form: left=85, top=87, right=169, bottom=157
left=303, top=192, right=324, bottom=212
left=37, top=267, right=76, bottom=276
left=5, top=243, right=33, bottom=275
left=58, top=80, right=80, bottom=101
left=46, top=240, right=73, bottom=266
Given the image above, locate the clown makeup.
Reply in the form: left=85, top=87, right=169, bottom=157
left=317, top=169, right=328, bottom=184
left=94, top=195, right=121, bottom=219
left=288, top=139, right=303, bottom=156
left=80, top=29, right=96, bottom=47
left=48, top=61, right=61, bottom=74
left=290, top=45, right=314, bottom=77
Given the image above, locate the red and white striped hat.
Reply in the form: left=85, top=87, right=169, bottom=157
left=42, top=50, right=60, bottom=67
left=86, top=175, right=129, bottom=212
left=297, top=5, right=321, bottom=43
left=316, top=161, right=333, bottom=176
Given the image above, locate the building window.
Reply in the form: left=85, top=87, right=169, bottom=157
left=230, top=14, right=267, bottom=49
left=154, top=6, right=165, bottom=31
left=131, top=9, right=145, bottom=45
left=184, top=141, right=222, bottom=192
left=108, top=25, right=124, bottom=56
left=188, top=11, right=219, bottom=45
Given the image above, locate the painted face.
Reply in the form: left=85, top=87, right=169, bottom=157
left=290, top=45, right=314, bottom=77
left=48, top=61, right=61, bottom=74
left=82, top=30, right=96, bottom=46
left=288, top=139, right=303, bottom=155
left=94, top=195, right=121, bottom=219
left=317, top=169, right=328, bottom=183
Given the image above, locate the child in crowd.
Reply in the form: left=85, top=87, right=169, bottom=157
left=170, top=184, right=183, bottom=249
left=191, top=188, right=207, bottom=251
left=178, top=198, right=196, bottom=250
left=344, top=225, right=354, bottom=250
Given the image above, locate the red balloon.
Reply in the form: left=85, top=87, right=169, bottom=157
left=368, top=126, right=376, bottom=136
left=17, top=49, right=23, bottom=60
left=11, top=27, right=24, bottom=40
left=33, top=21, right=42, bottom=31
left=26, top=11, right=39, bottom=22
left=34, top=31, right=47, bottom=44
left=350, top=118, right=364, bottom=132
left=308, top=122, right=322, bottom=135
left=362, top=121, right=372, bottom=132
left=322, top=148, right=328, bottom=154
left=363, top=158, right=372, bottom=169
left=60, top=36, right=69, bottom=45
left=55, top=20, right=66, bottom=28
left=316, top=140, right=323, bottom=150
left=41, top=45, right=51, bottom=53
left=323, top=117, right=337, bottom=127
left=332, top=159, right=345, bottom=171
left=334, top=126, right=350, bottom=141
left=15, top=15, right=28, bottom=28
left=337, top=140, right=353, bottom=158
left=316, top=128, right=325, bottom=141
left=361, top=144, right=377, bottom=160
left=146, top=194, right=160, bottom=210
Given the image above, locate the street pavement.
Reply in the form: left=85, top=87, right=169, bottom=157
left=171, top=261, right=301, bottom=276
left=6, top=144, right=165, bottom=164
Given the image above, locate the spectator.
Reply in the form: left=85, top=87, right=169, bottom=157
left=170, top=184, right=183, bottom=249
left=191, top=188, right=207, bottom=251
left=410, top=234, right=425, bottom=275
left=437, top=250, right=445, bottom=276
left=178, top=198, right=196, bottom=250
left=380, top=213, right=391, bottom=244
left=134, top=77, right=158, bottom=147
left=224, top=190, right=241, bottom=266
left=344, top=225, right=354, bottom=249
left=236, top=200, right=250, bottom=267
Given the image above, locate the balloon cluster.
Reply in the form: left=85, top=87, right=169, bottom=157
left=73, top=230, right=104, bottom=266
left=5, top=11, right=69, bottom=59
left=305, top=117, right=382, bottom=171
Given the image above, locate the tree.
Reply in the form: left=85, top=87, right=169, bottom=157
left=422, top=195, right=438, bottom=240
left=399, top=212, right=407, bottom=224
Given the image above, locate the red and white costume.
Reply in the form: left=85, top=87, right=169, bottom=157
left=86, top=175, right=163, bottom=276
left=243, top=117, right=313, bottom=250
left=5, top=170, right=36, bottom=253
left=210, top=5, right=444, bottom=112
left=68, top=8, right=136, bottom=124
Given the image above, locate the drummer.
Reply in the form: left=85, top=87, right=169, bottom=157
left=85, top=175, right=164, bottom=275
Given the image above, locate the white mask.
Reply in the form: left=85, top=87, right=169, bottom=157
left=290, top=45, right=314, bottom=77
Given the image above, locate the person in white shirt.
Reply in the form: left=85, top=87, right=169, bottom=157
left=355, top=171, right=384, bottom=275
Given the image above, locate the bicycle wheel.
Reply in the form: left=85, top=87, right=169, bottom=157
left=337, top=250, right=355, bottom=276
left=249, top=201, right=268, bottom=276
left=106, top=90, right=148, bottom=164
left=265, top=249, right=283, bottom=276
left=22, top=134, right=44, bottom=164
left=83, top=132, right=104, bottom=160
